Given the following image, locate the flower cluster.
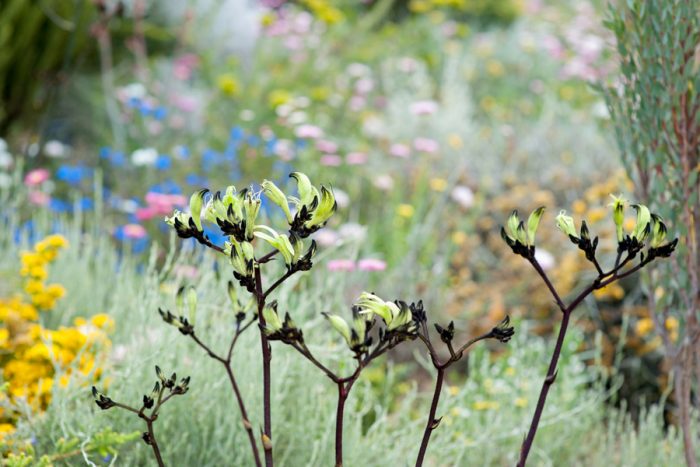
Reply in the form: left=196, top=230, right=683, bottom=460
left=1, top=236, right=113, bottom=440
left=165, top=172, right=336, bottom=292
left=19, top=234, right=68, bottom=310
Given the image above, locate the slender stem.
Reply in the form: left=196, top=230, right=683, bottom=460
left=529, top=258, right=567, bottom=312
left=144, top=418, right=165, bottom=467
left=292, top=343, right=340, bottom=383
left=225, top=363, right=263, bottom=467
left=188, top=330, right=262, bottom=466
left=415, top=368, right=445, bottom=466
left=517, top=310, right=572, bottom=467
left=255, top=266, right=274, bottom=467
left=335, top=383, right=348, bottom=467
left=263, top=269, right=295, bottom=300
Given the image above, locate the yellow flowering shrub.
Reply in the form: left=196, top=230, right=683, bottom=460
left=0, top=235, right=113, bottom=441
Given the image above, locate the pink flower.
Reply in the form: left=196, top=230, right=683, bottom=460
left=135, top=207, right=158, bottom=221
left=349, top=96, right=366, bottom=112
left=28, top=191, right=50, bottom=206
left=295, top=124, right=324, bottom=139
left=357, top=258, right=386, bottom=272
left=389, top=143, right=411, bottom=158
left=173, top=54, right=200, bottom=80
left=320, top=155, right=343, bottom=166
left=316, top=140, right=339, bottom=153
left=346, top=152, right=367, bottom=165
left=123, top=224, right=148, bottom=239
left=327, top=259, right=356, bottom=272
left=410, top=100, right=438, bottom=116
left=413, top=138, right=440, bottom=154
left=314, top=229, right=340, bottom=247
left=24, top=168, right=50, bottom=186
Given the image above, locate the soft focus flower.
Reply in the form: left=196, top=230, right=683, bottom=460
left=346, top=152, right=367, bottom=165
left=122, top=224, right=148, bottom=239
left=320, top=155, right=343, bottom=166
left=217, top=74, right=240, bottom=97
left=413, top=137, right=440, bottom=154
left=44, top=140, right=68, bottom=158
left=24, top=169, right=50, bottom=187
left=389, top=143, right=411, bottom=158
left=131, top=148, right=158, bottom=166
left=327, top=259, right=356, bottom=272
left=357, top=258, right=386, bottom=271
left=410, top=100, right=438, bottom=116
left=374, top=175, right=394, bottom=191
left=397, top=204, right=415, bottom=218
left=451, top=186, right=474, bottom=209
left=534, top=249, right=555, bottom=271
left=430, top=178, right=448, bottom=192
left=316, top=140, right=338, bottom=153
left=28, top=191, right=50, bottom=206
left=295, top=124, right=324, bottom=139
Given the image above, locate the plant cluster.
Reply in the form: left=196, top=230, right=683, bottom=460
left=0, top=235, right=113, bottom=445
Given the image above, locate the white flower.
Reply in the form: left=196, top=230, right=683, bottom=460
left=451, top=186, right=474, bottom=209
left=131, top=147, right=158, bottom=166
left=0, top=150, right=12, bottom=170
left=44, top=140, right=68, bottom=158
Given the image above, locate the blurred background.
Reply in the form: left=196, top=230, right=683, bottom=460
left=1, top=0, right=698, bottom=465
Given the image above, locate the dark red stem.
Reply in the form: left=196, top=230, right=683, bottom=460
left=415, top=367, right=445, bottom=466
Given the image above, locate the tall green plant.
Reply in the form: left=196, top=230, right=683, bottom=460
left=603, top=2, right=700, bottom=466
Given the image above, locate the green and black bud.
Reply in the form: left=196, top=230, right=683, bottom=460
left=91, top=386, right=115, bottom=410
left=491, top=316, right=515, bottom=343
left=434, top=321, right=455, bottom=344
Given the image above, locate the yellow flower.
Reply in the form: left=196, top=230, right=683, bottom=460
left=24, top=280, right=44, bottom=295
left=665, top=317, right=679, bottom=331
left=447, top=134, right=463, bottom=149
left=397, top=204, right=415, bottom=218
left=44, top=234, right=68, bottom=249
left=451, top=231, right=468, bottom=245
left=28, top=266, right=47, bottom=281
left=430, top=178, right=448, bottom=192
left=636, top=318, right=654, bottom=337
left=486, top=60, right=504, bottom=77
left=45, top=284, right=66, bottom=299
left=268, top=89, right=293, bottom=108
left=593, top=283, right=625, bottom=301
left=91, top=314, right=115, bottom=332
left=514, top=397, right=528, bottom=408
left=260, top=12, right=276, bottom=27
left=217, top=74, right=239, bottom=97
left=472, top=400, right=500, bottom=411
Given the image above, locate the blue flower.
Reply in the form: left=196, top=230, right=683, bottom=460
left=155, top=154, right=172, bottom=171
left=148, top=179, right=181, bottom=194
left=99, top=147, right=112, bottom=159
left=126, top=97, right=142, bottom=109
left=247, top=134, right=260, bottom=147
left=185, top=174, right=207, bottom=186
left=79, top=198, right=94, bottom=211
left=56, top=165, right=91, bottom=185
left=202, top=149, right=221, bottom=171
left=110, top=151, right=126, bottom=167
left=230, top=126, right=245, bottom=142
left=49, top=198, right=71, bottom=213
left=153, top=107, right=168, bottom=121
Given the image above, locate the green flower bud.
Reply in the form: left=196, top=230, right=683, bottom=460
left=227, top=240, right=255, bottom=278
left=262, top=303, right=283, bottom=336
left=506, top=210, right=521, bottom=241
left=243, top=191, right=261, bottom=241
left=323, top=312, right=351, bottom=345
left=262, top=180, right=293, bottom=223
left=307, top=186, right=337, bottom=228
left=254, top=226, right=296, bottom=267
left=555, top=210, right=577, bottom=239
left=527, top=207, right=545, bottom=245
left=609, top=194, right=626, bottom=242
left=290, top=172, right=315, bottom=206
left=355, top=292, right=397, bottom=324
left=387, top=301, right=413, bottom=331
left=227, top=281, right=237, bottom=306
left=515, top=221, right=528, bottom=246
left=189, top=189, right=209, bottom=232
left=650, top=214, right=668, bottom=248
left=632, top=204, right=651, bottom=242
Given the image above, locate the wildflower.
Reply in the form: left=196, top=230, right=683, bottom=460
left=355, top=292, right=415, bottom=333
left=327, top=259, right=356, bottom=272
left=131, top=148, right=158, bottom=166
left=631, top=204, right=651, bottom=242
left=357, top=258, right=386, bottom=272
left=555, top=210, right=577, bottom=239
left=345, top=152, right=367, bottom=165
left=397, top=204, right=415, bottom=218
left=294, top=124, right=324, bottom=139
left=410, top=100, right=439, bottom=116
left=320, top=155, right=343, bottom=166
left=389, top=143, right=411, bottom=158
left=413, top=138, right=440, bottom=154
left=288, top=172, right=337, bottom=237
left=323, top=308, right=372, bottom=355
left=217, top=74, right=239, bottom=97
left=451, top=186, right=474, bottom=209
left=122, top=224, right=148, bottom=239
left=262, top=302, right=303, bottom=343
left=24, top=169, right=50, bottom=186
